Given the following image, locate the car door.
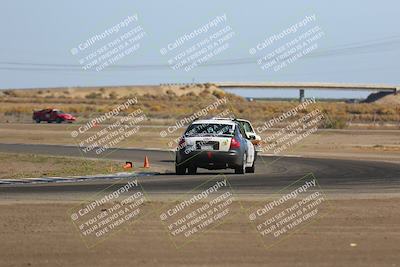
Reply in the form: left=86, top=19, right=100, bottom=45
left=237, top=123, right=255, bottom=166
left=44, top=110, right=52, bottom=120
left=50, top=111, right=59, bottom=121
left=245, top=139, right=255, bottom=166
left=238, top=120, right=261, bottom=152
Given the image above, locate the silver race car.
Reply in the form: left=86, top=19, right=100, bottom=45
left=175, top=119, right=256, bottom=175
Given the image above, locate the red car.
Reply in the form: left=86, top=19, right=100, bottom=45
left=33, top=109, right=76, bottom=123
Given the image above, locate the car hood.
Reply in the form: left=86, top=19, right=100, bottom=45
left=59, top=114, right=75, bottom=120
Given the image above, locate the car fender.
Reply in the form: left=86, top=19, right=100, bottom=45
left=245, top=140, right=255, bottom=167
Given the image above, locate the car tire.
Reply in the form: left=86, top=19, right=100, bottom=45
left=235, top=153, right=246, bottom=174
left=246, top=162, right=255, bottom=173
left=35, top=119, right=41, bottom=123
left=175, top=164, right=186, bottom=175
left=188, top=166, right=197, bottom=175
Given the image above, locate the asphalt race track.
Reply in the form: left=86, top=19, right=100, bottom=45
left=0, top=143, right=399, bottom=196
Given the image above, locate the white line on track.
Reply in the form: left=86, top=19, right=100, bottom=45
left=0, top=172, right=158, bottom=185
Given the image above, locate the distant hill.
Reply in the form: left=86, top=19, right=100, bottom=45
left=0, top=84, right=225, bottom=99
left=363, top=92, right=400, bottom=105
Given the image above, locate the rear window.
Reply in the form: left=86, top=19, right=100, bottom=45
left=185, top=123, right=234, bottom=137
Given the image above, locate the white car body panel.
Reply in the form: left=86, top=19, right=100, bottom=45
left=245, top=139, right=255, bottom=167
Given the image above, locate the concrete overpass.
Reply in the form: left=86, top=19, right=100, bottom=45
left=214, top=82, right=399, bottom=102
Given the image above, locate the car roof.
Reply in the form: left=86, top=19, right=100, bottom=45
left=236, top=119, right=250, bottom=123
left=211, top=117, right=250, bottom=123
left=192, top=119, right=236, bottom=126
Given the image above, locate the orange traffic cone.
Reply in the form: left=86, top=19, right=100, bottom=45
left=123, top=162, right=133, bottom=169
left=143, top=156, right=150, bottom=168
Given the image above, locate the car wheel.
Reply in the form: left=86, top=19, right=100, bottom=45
left=35, top=119, right=41, bottom=123
left=235, top=153, right=246, bottom=174
left=175, top=164, right=186, bottom=175
left=246, top=161, right=255, bottom=173
left=188, top=166, right=197, bottom=175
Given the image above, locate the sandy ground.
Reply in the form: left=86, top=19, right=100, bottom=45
left=0, top=196, right=399, bottom=267
left=0, top=122, right=399, bottom=266
left=0, top=123, right=399, bottom=163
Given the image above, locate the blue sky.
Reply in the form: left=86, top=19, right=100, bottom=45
left=1, top=0, right=399, bottom=98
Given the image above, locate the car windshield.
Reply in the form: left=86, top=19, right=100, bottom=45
left=56, top=110, right=65, bottom=114
left=185, top=123, right=234, bottom=137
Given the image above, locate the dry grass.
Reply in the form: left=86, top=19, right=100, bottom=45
left=0, top=84, right=399, bottom=128
left=0, top=152, right=126, bottom=179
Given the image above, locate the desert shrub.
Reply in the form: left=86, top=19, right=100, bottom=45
left=3, top=90, right=17, bottom=97
left=345, top=105, right=363, bottom=114
left=150, top=105, right=162, bottom=112
left=84, top=106, right=96, bottom=112
left=212, top=91, right=225, bottom=100
left=199, top=89, right=211, bottom=97
left=376, top=107, right=396, bottom=115
left=166, top=90, right=176, bottom=96
left=323, top=117, right=347, bottom=129
left=108, top=92, right=118, bottom=99
left=85, top=92, right=102, bottom=99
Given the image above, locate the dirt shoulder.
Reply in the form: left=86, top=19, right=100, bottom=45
left=0, top=198, right=399, bottom=267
